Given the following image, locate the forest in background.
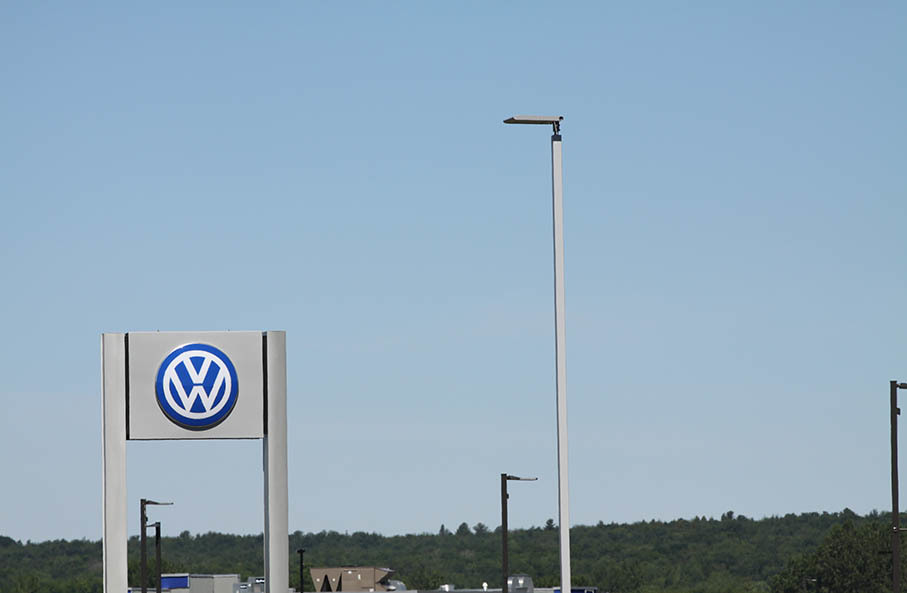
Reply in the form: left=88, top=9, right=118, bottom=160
left=0, top=509, right=901, bottom=593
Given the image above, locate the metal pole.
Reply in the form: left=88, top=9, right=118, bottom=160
left=141, top=499, right=148, bottom=593
left=893, top=380, right=901, bottom=593
left=297, top=549, right=305, bottom=592
left=501, top=473, right=509, bottom=593
left=550, top=131, right=571, bottom=593
left=154, top=522, right=162, bottom=593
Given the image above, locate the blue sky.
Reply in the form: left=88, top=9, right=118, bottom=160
left=1, top=2, right=906, bottom=543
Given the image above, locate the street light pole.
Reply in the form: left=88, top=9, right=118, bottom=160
left=501, top=475, right=508, bottom=593
left=154, top=522, right=162, bottom=593
left=892, top=381, right=907, bottom=593
left=297, top=548, right=306, bottom=592
left=504, top=115, right=571, bottom=593
left=501, top=474, right=537, bottom=593
left=141, top=501, right=148, bottom=593
left=140, top=499, right=173, bottom=593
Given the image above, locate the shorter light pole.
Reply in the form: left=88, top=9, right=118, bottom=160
left=892, top=381, right=907, bottom=593
left=152, top=522, right=162, bottom=593
left=297, top=548, right=305, bottom=592
left=140, top=499, right=173, bottom=593
left=501, top=474, right=537, bottom=593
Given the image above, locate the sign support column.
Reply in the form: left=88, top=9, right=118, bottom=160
left=264, top=331, right=289, bottom=593
left=102, top=333, right=128, bottom=593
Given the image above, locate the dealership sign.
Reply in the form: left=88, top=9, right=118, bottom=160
left=101, top=331, right=287, bottom=593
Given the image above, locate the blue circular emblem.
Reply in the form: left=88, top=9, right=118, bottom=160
left=155, top=343, right=239, bottom=430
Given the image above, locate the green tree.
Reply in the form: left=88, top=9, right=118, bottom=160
left=771, top=521, right=889, bottom=593
left=402, top=563, right=445, bottom=590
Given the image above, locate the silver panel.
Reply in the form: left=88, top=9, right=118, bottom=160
left=102, top=333, right=128, bottom=593
left=128, top=331, right=264, bottom=440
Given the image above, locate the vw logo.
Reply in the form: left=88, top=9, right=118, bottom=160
left=155, top=343, right=239, bottom=430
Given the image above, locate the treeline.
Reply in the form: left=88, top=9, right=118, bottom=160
left=0, top=509, right=899, bottom=593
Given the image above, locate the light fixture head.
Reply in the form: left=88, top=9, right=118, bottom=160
left=505, top=474, right=539, bottom=481
left=504, top=115, right=563, bottom=125
left=504, top=115, right=564, bottom=133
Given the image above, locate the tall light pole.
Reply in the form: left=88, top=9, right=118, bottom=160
left=504, top=114, right=571, bottom=593
left=501, top=474, right=537, bottom=593
left=140, top=499, right=173, bottom=593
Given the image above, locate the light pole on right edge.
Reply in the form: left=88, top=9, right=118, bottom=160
left=892, top=381, right=907, bottom=593
left=504, top=114, right=571, bottom=593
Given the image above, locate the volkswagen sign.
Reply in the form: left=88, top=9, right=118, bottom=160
left=155, top=343, right=239, bottom=430
left=103, top=330, right=287, bottom=593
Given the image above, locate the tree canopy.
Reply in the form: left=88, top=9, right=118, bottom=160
left=1, top=510, right=900, bottom=593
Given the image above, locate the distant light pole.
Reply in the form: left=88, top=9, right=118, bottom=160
left=297, top=548, right=306, bottom=592
left=140, top=499, right=173, bottom=593
left=501, top=473, right=537, bottom=593
left=152, top=522, right=162, bottom=593
left=503, top=114, right=571, bottom=593
left=892, top=381, right=907, bottom=593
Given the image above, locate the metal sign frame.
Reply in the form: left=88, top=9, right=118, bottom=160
left=101, top=331, right=288, bottom=593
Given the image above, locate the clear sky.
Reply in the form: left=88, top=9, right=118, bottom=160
left=1, top=2, right=905, bottom=543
